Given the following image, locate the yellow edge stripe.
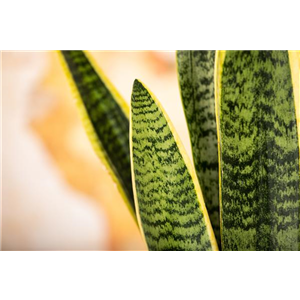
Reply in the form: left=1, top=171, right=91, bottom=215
left=131, top=79, right=219, bottom=251
left=57, top=51, right=136, bottom=222
left=288, top=50, right=300, bottom=160
left=214, top=50, right=226, bottom=250
left=84, top=51, right=130, bottom=118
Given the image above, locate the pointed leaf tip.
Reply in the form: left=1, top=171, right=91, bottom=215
left=130, top=81, right=218, bottom=251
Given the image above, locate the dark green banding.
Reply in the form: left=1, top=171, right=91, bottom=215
left=61, top=51, right=135, bottom=214
left=177, top=51, right=220, bottom=245
left=219, top=51, right=300, bottom=250
left=131, top=79, right=216, bottom=251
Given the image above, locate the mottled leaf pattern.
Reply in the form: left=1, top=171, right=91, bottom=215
left=60, top=51, right=135, bottom=218
left=177, top=50, right=220, bottom=245
left=130, top=79, right=218, bottom=251
left=60, top=50, right=300, bottom=251
left=216, top=51, right=300, bottom=250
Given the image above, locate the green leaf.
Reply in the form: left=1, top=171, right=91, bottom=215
left=215, top=51, right=300, bottom=250
left=130, top=79, right=218, bottom=250
left=60, top=51, right=136, bottom=220
left=176, top=50, right=220, bottom=245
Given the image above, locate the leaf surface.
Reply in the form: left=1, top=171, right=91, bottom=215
left=177, top=50, right=220, bottom=245
left=130, top=79, right=218, bottom=250
left=60, top=51, right=135, bottom=218
left=215, top=51, right=300, bottom=250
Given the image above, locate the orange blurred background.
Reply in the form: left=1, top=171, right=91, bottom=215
left=2, top=51, right=192, bottom=250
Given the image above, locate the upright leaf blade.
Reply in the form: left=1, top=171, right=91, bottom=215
left=130, top=79, right=218, bottom=250
left=177, top=50, right=220, bottom=245
left=215, top=51, right=300, bottom=250
left=60, top=51, right=136, bottom=219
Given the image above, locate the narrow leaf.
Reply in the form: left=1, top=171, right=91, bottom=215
left=130, top=79, right=218, bottom=250
left=60, top=51, right=136, bottom=219
left=215, top=51, right=300, bottom=250
left=177, top=50, right=220, bottom=245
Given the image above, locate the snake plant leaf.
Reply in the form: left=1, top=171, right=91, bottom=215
left=177, top=50, right=220, bottom=245
left=215, top=51, right=300, bottom=250
left=130, top=79, right=218, bottom=250
left=59, top=51, right=135, bottom=219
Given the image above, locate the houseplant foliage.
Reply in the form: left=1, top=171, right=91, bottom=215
left=131, top=79, right=217, bottom=250
left=177, top=50, right=220, bottom=245
left=59, top=51, right=136, bottom=221
left=60, top=50, right=300, bottom=251
left=215, top=51, right=300, bottom=250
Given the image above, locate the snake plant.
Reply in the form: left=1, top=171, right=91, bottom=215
left=60, top=50, right=300, bottom=251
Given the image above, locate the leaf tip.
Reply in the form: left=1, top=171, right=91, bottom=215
left=132, top=78, right=143, bottom=90
left=131, top=79, right=146, bottom=106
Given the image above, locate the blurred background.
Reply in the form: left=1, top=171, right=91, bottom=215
left=2, top=51, right=193, bottom=250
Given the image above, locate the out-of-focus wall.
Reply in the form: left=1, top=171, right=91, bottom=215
left=2, top=51, right=192, bottom=250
